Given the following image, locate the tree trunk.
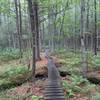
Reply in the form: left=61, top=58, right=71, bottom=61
left=80, top=0, right=88, bottom=78
left=14, top=0, right=22, bottom=58
left=93, top=0, right=97, bottom=55
left=18, top=0, right=23, bottom=57
left=27, top=0, right=36, bottom=82
left=34, top=2, right=41, bottom=60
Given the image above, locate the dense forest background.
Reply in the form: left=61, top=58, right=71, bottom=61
left=0, top=0, right=100, bottom=52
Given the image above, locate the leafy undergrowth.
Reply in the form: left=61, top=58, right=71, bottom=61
left=55, top=50, right=100, bottom=99
left=0, top=65, right=29, bottom=91
left=55, top=49, right=100, bottom=73
left=54, top=50, right=82, bottom=74
left=0, top=50, right=100, bottom=100
left=62, top=75, right=100, bottom=100
left=0, top=66, right=28, bottom=78
left=0, top=56, right=48, bottom=91
left=0, top=48, right=21, bottom=62
left=0, top=75, right=100, bottom=100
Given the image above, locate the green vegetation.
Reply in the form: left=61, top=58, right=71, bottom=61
left=0, top=65, right=28, bottom=78
left=92, top=55, right=100, bottom=69
left=0, top=65, right=28, bottom=90
left=0, top=0, right=100, bottom=99
left=56, top=50, right=100, bottom=99
left=0, top=50, right=100, bottom=99
left=56, top=49, right=100, bottom=72
left=62, top=75, right=87, bottom=96
left=56, top=50, right=81, bottom=73
left=32, top=95, right=40, bottom=100
left=0, top=48, right=20, bottom=62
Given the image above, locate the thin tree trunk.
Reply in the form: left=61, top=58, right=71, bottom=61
left=27, top=0, right=36, bottom=82
left=18, top=0, right=23, bottom=57
left=14, top=0, right=22, bottom=58
left=93, top=0, right=97, bottom=55
left=80, top=0, right=88, bottom=78
left=34, top=2, right=41, bottom=60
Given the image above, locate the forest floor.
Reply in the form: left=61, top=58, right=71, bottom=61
left=0, top=51, right=100, bottom=100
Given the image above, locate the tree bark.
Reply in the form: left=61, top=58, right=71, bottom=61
left=18, top=0, right=23, bottom=56
left=93, top=0, right=97, bottom=55
left=80, top=0, right=88, bottom=78
left=14, top=0, right=22, bottom=58
left=34, top=2, right=41, bottom=60
left=27, top=0, right=36, bottom=82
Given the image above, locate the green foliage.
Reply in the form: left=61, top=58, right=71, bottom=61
left=56, top=49, right=100, bottom=72
left=0, top=48, right=20, bottom=62
left=62, top=74, right=96, bottom=99
left=91, top=55, right=100, bottom=69
left=62, top=75, right=88, bottom=98
left=55, top=49, right=81, bottom=74
left=62, top=80, right=75, bottom=98
left=32, top=95, right=40, bottom=100
left=2, top=66, right=28, bottom=78
left=71, top=75, right=88, bottom=85
left=0, top=0, right=10, bottom=15
left=0, top=65, right=28, bottom=90
left=92, top=93, right=100, bottom=100
left=0, top=63, right=31, bottom=96
left=0, top=78, right=11, bottom=86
